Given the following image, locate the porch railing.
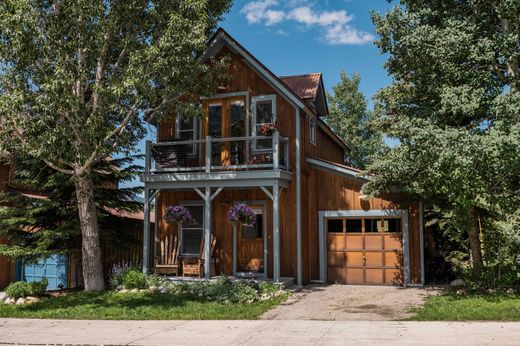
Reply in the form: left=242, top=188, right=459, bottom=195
left=145, top=132, right=289, bottom=174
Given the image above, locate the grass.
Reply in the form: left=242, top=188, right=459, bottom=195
left=0, top=291, right=286, bottom=320
left=409, top=293, right=520, bottom=321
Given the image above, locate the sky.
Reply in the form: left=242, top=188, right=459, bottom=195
left=122, top=0, right=395, bottom=191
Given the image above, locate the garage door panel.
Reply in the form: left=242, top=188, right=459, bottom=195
left=385, top=268, right=403, bottom=285
left=327, top=235, right=344, bottom=251
left=346, top=268, right=364, bottom=285
left=345, top=252, right=364, bottom=266
left=365, top=269, right=384, bottom=285
left=345, top=235, right=363, bottom=249
left=328, top=267, right=347, bottom=284
left=364, top=235, right=383, bottom=250
left=384, top=251, right=401, bottom=267
left=327, top=251, right=345, bottom=267
left=365, top=252, right=383, bottom=267
left=384, top=234, right=402, bottom=250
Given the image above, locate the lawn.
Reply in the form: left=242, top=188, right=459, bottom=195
left=0, top=291, right=286, bottom=320
left=409, top=293, right=520, bottom=321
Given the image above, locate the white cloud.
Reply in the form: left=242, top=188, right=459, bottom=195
left=239, top=1, right=373, bottom=45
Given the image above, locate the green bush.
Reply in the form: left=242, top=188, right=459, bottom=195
left=29, top=278, right=48, bottom=296
left=122, top=269, right=148, bottom=289
left=5, top=281, right=30, bottom=299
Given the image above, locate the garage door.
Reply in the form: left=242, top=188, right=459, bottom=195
left=23, top=254, right=68, bottom=290
left=327, top=217, right=403, bottom=285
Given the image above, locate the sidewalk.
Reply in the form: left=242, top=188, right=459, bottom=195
left=1, top=319, right=519, bottom=345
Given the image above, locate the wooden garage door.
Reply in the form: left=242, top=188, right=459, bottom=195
left=327, top=218, right=403, bottom=285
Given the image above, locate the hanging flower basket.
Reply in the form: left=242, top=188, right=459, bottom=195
left=227, top=203, right=256, bottom=227
left=259, top=122, right=279, bottom=136
left=164, top=205, right=193, bottom=225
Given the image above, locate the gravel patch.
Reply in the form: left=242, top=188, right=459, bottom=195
left=262, top=284, right=444, bottom=321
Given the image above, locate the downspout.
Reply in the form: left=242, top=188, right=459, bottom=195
left=295, top=108, right=302, bottom=287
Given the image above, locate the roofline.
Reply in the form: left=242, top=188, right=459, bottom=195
left=316, top=116, right=349, bottom=151
left=318, top=75, right=329, bottom=115
left=306, top=157, right=368, bottom=181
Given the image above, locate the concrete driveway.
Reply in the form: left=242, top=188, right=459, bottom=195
left=1, top=319, right=519, bottom=345
left=262, top=284, right=443, bottom=320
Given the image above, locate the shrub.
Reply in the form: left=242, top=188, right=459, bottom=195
left=29, top=278, right=48, bottom=296
left=109, top=262, right=136, bottom=289
left=122, top=269, right=148, bottom=289
left=6, top=281, right=30, bottom=299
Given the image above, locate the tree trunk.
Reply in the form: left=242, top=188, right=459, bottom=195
left=74, top=168, right=105, bottom=291
left=467, top=206, right=483, bottom=276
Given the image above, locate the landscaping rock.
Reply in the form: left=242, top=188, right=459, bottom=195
left=26, top=297, right=40, bottom=304
left=450, top=279, right=465, bottom=288
left=119, top=289, right=129, bottom=293
left=15, top=298, right=26, bottom=305
left=130, top=289, right=139, bottom=293
left=0, top=292, right=5, bottom=302
left=4, top=297, right=14, bottom=305
left=159, top=287, right=170, bottom=294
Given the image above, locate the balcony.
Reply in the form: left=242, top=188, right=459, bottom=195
left=144, top=132, right=289, bottom=175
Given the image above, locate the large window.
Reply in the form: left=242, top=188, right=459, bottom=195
left=252, top=95, right=276, bottom=151
left=180, top=205, right=204, bottom=256
left=175, top=116, right=198, bottom=155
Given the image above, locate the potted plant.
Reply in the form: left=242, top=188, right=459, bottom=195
left=164, top=205, right=193, bottom=225
left=227, top=203, right=256, bottom=226
left=259, top=121, right=279, bottom=136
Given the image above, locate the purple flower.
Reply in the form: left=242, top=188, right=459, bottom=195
left=164, top=205, right=193, bottom=225
left=227, top=203, right=256, bottom=226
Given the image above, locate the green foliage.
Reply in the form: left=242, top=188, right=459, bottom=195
left=367, top=1, right=520, bottom=284
left=327, top=71, right=384, bottom=168
left=122, top=269, right=148, bottom=290
left=28, top=278, right=49, bottom=296
left=0, top=156, right=143, bottom=260
left=5, top=281, right=30, bottom=299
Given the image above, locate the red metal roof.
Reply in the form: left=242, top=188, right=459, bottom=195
left=279, top=73, right=321, bottom=100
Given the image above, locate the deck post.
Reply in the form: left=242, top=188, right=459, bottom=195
left=233, top=223, right=237, bottom=276
left=273, top=131, right=279, bottom=170
left=205, top=136, right=211, bottom=173
left=143, top=188, right=151, bottom=273
left=204, top=186, right=211, bottom=279
left=145, top=140, right=152, bottom=174
left=273, top=180, right=280, bottom=283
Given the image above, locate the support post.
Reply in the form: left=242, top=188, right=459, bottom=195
left=145, top=140, right=152, bottom=174
left=205, top=136, right=211, bottom=173
left=153, top=193, right=159, bottom=260
left=204, top=186, right=211, bottom=279
left=295, top=108, right=302, bottom=287
left=233, top=223, right=237, bottom=276
left=419, top=201, right=425, bottom=285
left=273, top=131, right=279, bottom=170
left=273, top=180, right=280, bottom=283
left=143, top=188, right=151, bottom=273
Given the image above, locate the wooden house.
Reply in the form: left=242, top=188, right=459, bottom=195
left=141, top=28, right=424, bottom=286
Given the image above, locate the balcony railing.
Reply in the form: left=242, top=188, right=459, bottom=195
left=145, top=132, right=289, bottom=174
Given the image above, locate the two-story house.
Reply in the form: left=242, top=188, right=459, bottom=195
left=141, top=28, right=424, bottom=287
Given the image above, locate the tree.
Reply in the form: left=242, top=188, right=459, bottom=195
left=327, top=71, right=383, bottom=169
left=0, top=0, right=231, bottom=290
left=367, top=1, right=520, bottom=277
left=0, top=155, right=142, bottom=264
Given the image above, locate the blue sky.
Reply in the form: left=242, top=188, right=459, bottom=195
left=123, top=0, right=394, bottom=191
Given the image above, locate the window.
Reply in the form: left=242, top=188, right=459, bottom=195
left=180, top=205, right=204, bottom=256
left=241, top=209, right=264, bottom=239
left=365, top=219, right=382, bottom=233
left=175, top=116, right=198, bottom=155
left=327, top=219, right=343, bottom=233
left=309, top=116, right=317, bottom=145
left=252, top=95, right=276, bottom=151
left=345, top=219, right=362, bottom=233
left=384, top=218, right=401, bottom=233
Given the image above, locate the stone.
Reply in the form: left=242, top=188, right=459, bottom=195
left=26, top=297, right=40, bottom=304
left=15, top=298, right=26, bottom=305
left=450, top=279, right=465, bottom=288
left=4, top=297, right=14, bottom=305
left=119, top=289, right=129, bottom=293
left=130, top=289, right=139, bottom=293
left=160, top=287, right=170, bottom=294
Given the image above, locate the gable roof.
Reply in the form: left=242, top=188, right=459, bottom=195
left=279, top=73, right=321, bottom=100
left=202, top=28, right=347, bottom=151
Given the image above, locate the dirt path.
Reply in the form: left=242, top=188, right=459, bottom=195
left=262, top=284, right=443, bottom=321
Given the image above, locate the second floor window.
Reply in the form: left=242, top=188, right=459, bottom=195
left=175, top=116, right=197, bottom=155
left=309, top=116, right=317, bottom=145
left=252, top=95, right=276, bottom=151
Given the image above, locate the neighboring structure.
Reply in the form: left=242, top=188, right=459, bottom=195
left=141, top=28, right=424, bottom=286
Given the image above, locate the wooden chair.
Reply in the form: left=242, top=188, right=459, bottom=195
left=182, top=235, right=217, bottom=277
left=155, top=234, right=180, bottom=275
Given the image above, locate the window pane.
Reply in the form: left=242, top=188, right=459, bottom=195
left=178, top=117, right=194, bottom=130
left=208, top=104, right=222, bottom=138
left=365, top=219, right=382, bottom=233
left=230, top=101, right=245, bottom=137
left=241, top=212, right=263, bottom=239
left=182, top=229, right=202, bottom=255
left=256, top=100, right=273, bottom=124
left=185, top=206, right=203, bottom=226
left=346, top=219, right=362, bottom=232
left=384, top=218, right=401, bottom=233
left=327, top=219, right=343, bottom=233
left=178, top=131, right=194, bottom=142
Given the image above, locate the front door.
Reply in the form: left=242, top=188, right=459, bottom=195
left=237, top=206, right=265, bottom=273
left=205, top=98, right=246, bottom=167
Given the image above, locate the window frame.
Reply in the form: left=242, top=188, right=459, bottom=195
left=177, top=202, right=204, bottom=256
left=251, top=94, right=276, bottom=153
left=174, top=115, right=198, bottom=156
left=309, top=115, right=317, bottom=145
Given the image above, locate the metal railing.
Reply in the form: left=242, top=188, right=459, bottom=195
left=145, top=132, right=289, bottom=174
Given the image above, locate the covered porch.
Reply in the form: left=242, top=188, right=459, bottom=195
left=141, top=170, right=292, bottom=283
